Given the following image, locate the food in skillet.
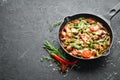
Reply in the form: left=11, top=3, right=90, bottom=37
left=60, top=17, right=110, bottom=58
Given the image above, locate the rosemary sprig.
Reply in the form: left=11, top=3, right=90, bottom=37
left=43, top=40, right=66, bottom=60
left=49, top=20, right=62, bottom=32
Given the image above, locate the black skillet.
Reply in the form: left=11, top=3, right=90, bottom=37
left=58, top=2, right=120, bottom=60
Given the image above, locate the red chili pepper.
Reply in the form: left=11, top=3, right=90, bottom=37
left=43, top=41, right=78, bottom=65
left=51, top=54, right=78, bottom=65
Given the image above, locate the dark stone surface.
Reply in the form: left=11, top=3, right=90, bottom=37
left=0, top=0, right=120, bottom=80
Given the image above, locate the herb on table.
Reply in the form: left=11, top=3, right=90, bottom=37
left=43, top=40, right=78, bottom=72
left=49, top=20, right=62, bottom=32
left=40, top=55, right=54, bottom=62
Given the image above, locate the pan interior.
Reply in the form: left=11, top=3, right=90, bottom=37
left=59, top=13, right=113, bottom=60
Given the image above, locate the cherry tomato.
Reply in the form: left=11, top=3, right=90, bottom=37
left=81, top=50, right=92, bottom=58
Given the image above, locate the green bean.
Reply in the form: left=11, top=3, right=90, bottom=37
left=70, top=43, right=82, bottom=49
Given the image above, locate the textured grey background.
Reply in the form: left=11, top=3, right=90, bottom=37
left=0, top=0, right=120, bottom=80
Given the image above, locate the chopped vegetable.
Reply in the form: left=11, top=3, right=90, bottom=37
left=81, top=50, right=93, bottom=58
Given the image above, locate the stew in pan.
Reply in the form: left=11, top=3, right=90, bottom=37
left=60, top=17, right=110, bottom=58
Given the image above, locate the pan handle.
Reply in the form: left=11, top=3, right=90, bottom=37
left=64, top=16, right=71, bottom=22
left=105, top=2, right=120, bottom=20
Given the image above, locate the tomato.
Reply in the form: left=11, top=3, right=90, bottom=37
left=72, top=19, right=79, bottom=24
left=90, top=25, right=99, bottom=32
left=81, top=50, right=92, bottom=58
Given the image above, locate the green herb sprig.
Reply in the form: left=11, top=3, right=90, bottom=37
left=49, top=20, right=62, bottom=32
left=43, top=40, right=66, bottom=60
